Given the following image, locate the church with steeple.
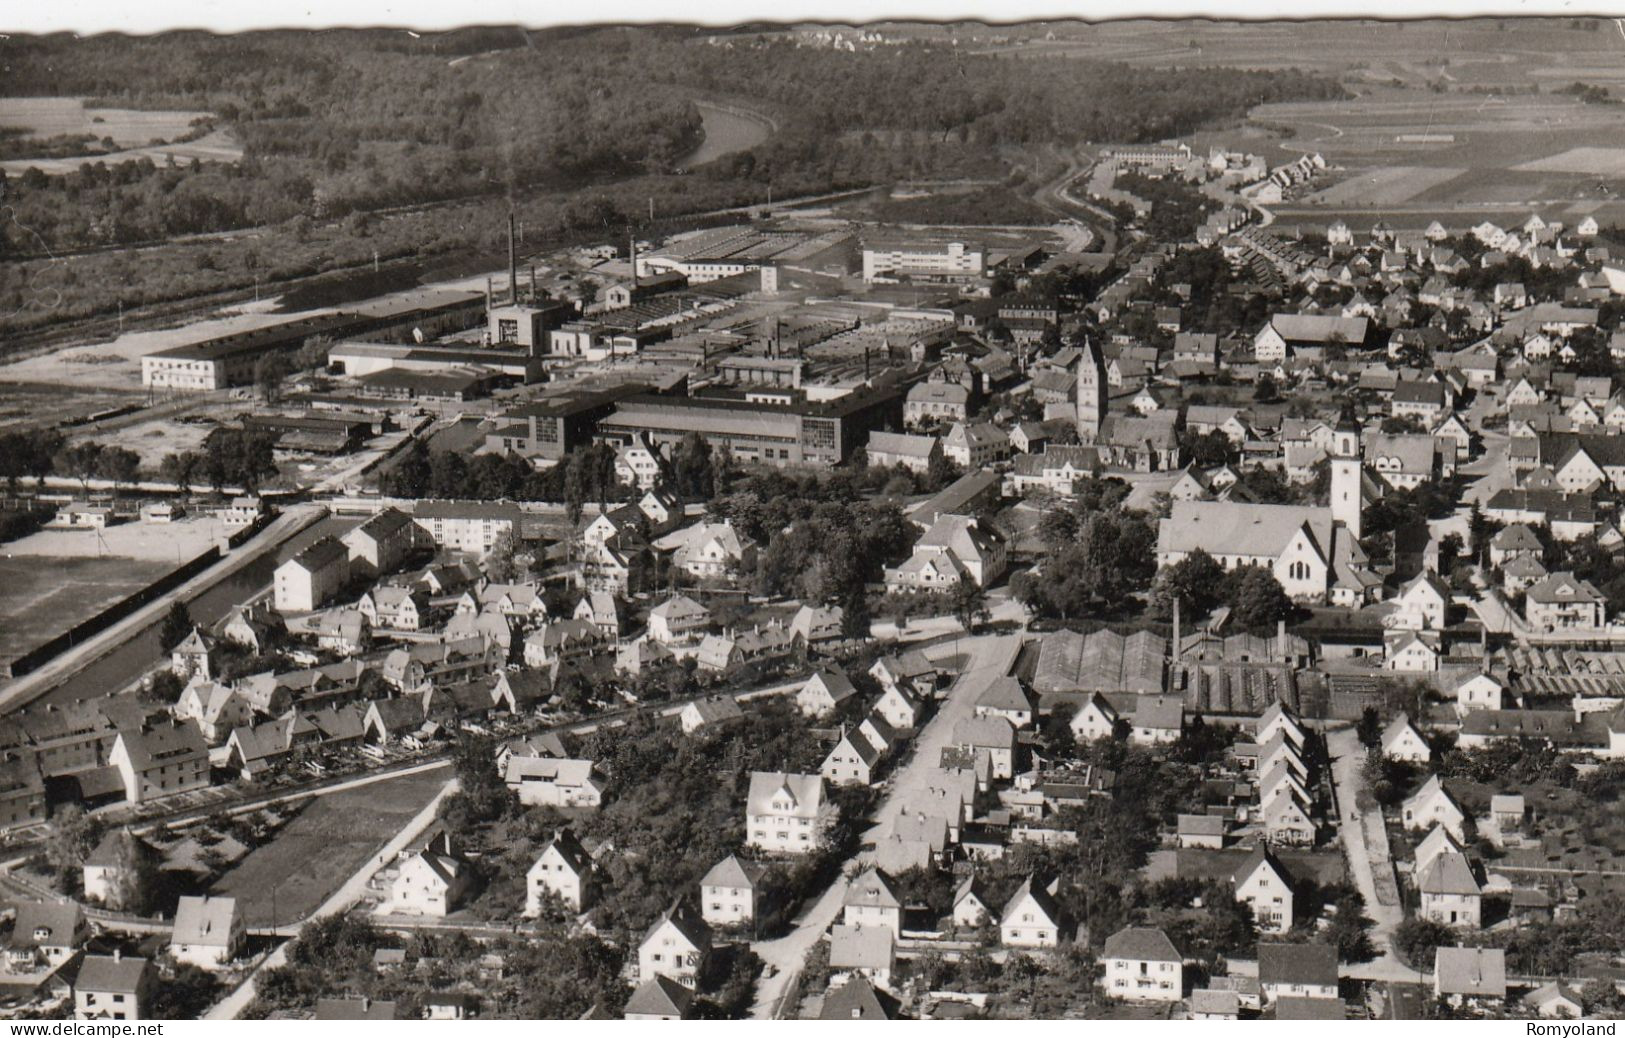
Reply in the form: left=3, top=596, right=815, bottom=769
left=1156, top=407, right=1384, bottom=606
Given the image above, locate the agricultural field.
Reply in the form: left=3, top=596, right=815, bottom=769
left=209, top=765, right=451, bottom=929
left=0, top=554, right=172, bottom=663
left=0, top=97, right=239, bottom=176
left=0, top=97, right=209, bottom=147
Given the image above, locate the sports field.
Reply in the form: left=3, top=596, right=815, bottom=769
left=0, top=555, right=173, bottom=663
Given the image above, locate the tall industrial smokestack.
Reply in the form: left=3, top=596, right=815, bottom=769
left=508, top=211, right=518, bottom=306
left=629, top=231, right=639, bottom=289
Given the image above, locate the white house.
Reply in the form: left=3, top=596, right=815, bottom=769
left=1101, top=926, right=1182, bottom=1003
left=1403, top=775, right=1467, bottom=839
left=745, top=772, right=831, bottom=855
left=526, top=829, right=593, bottom=915
left=389, top=834, right=475, bottom=918
left=699, top=854, right=764, bottom=928
left=1000, top=876, right=1063, bottom=948
left=843, top=866, right=904, bottom=938
left=169, top=896, right=244, bottom=970
left=1381, top=713, right=1432, bottom=763
left=638, top=902, right=711, bottom=988
left=1231, top=845, right=1294, bottom=934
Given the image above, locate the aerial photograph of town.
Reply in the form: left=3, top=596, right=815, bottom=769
left=4, top=4, right=1625, bottom=1023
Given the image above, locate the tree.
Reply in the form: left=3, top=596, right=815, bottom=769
left=254, top=354, right=292, bottom=403
left=43, top=805, right=103, bottom=889
left=1224, top=565, right=1294, bottom=629
left=1154, top=548, right=1225, bottom=619
left=673, top=432, right=716, bottom=501
left=159, top=600, right=194, bottom=652
left=951, top=581, right=989, bottom=632
left=54, top=441, right=103, bottom=494
left=483, top=528, right=520, bottom=582
left=160, top=451, right=203, bottom=492
left=1254, top=373, right=1280, bottom=403
left=1393, top=917, right=1455, bottom=970
left=1356, top=706, right=1383, bottom=748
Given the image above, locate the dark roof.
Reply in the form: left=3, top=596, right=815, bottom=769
left=1258, top=942, right=1338, bottom=987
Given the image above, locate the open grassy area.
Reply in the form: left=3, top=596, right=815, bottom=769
left=0, top=554, right=173, bottom=662
left=209, top=765, right=450, bottom=929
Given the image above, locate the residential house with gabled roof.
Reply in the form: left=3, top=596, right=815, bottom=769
left=820, top=975, right=900, bottom=1020
left=1381, top=713, right=1431, bottom=763
left=1525, top=571, right=1607, bottom=631
left=870, top=652, right=937, bottom=700
left=797, top=668, right=859, bottom=718
left=8, top=900, right=86, bottom=970
left=639, top=901, right=711, bottom=988
left=172, top=677, right=254, bottom=746
left=947, top=716, right=1016, bottom=781
left=342, top=506, right=421, bottom=578
left=1263, top=792, right=1316, bottom=846
left=170, top=895, right=244, bottom=969
left=789, top=602, right=845, bottom=646
left=572, top=591, right=620, bottom=638
left=1070, top=692, right=1120, bottom=742
left=108, top=722, right=209, bottom=805
left=390, top=833, right=475, bottom=917
left=829, top=924, right=895, bottom=990
left=1523, top=982, right=1584, bottom=1019
left=972, top=676, right=1034, bottom=728
left=623, top=975, right=694, bottom=1021
left=273, top=536, right=350, bottom=613
left=74, top=952, right=155, bottom=1020
left=1259, top=941, right=1338, bottom=1002
left=1391, top=571, right=1450, bottom=631
left=648, top=594, right=711, bottom=646
left=1177, top=814, right=1228, bottom=849
left=745, top=771, right=831, bottom=855
left=823, top=727, right=882, bottom=787
left=504, top=757, right=606, bottom=809
left=873, top=683, right=925, bottom=732
left=844, top=866, right=904, bottom=937
left=1403, top=775, right=1467, bottom=839
left=314, top=996, right=397, bottom=1020
left=700, top=854, right=765, bottom=927
left=1130, top=694, right=1184, bottom=745
left=1415, top=824, right=1465, bottom=876
left=526, top=828, right=593, bottom=915
left=1001, top=875, right=1063, bottom=948
left=953, top=875, right=992, bottom=929
left=1435, top=946, right=1506, bottom=1006
left=679, top=694, right=744, bottom=735
left=1418, top=850, right=1481, bottom=928
left=655, top=520, right=757, bottom=581
left=1101, top=926, right=1182, bottom=1003
left=1231, top=844, right=1295, bottom=933
left=885, top=514, right=1007, bottom=592
left=522, top=618, right=611, bottom=669
left=866, top=431, right=943, bottom=474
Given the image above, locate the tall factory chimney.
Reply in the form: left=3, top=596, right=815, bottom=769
left=629, top=230, right=640, bottom=289
left=508, top=211, right=519, bottom=306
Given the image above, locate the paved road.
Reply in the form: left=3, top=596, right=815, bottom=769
left=745, top=634, right=1021, bottom=1020
left=1326, top=727, right=1409, bottom=977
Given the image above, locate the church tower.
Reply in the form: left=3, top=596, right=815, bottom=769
left=1331, top=406, right=1363, bottom=542
left=1076, top=338, right=1107, bottom=444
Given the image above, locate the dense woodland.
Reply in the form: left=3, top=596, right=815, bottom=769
left=0, top=28, right=1344, bottom=335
